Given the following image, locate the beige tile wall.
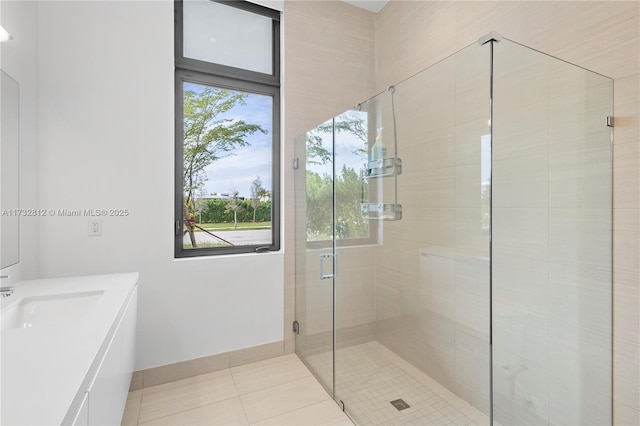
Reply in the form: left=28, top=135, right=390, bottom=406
left=375, top=1, right=639, bottom=425
left=283, top=0, right=377, bottom=355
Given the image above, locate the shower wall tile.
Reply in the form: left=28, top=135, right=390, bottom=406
left=418, top=249, right=455, bottom=317
left=455, top=85, right=490, bottom=125
left=492, top=254, right=549, bottom=316
left=414, top=128, right=456, bottom=171
left=613, top=279, right=640, bottom=344
left=548, top=320, right=612, bottom=426
left=400, top=168, right=455, bottom=209
left=492, top=346, right=549, bottom=425
left=549, top=147, right=612, bottom=209
left=548, top=1, right=639, bottom=80
left=395, top=64, right=456, bottom=135
left=455, top=119, right=490, bottom=166
left=375, top=1, right=457, bottom=93
left=615, top=400, right=640, bottom=426
left=454, top=255, right=489, bottom=302
left=613, top=337, right=640, bottom=413
left=454, top=255, right=490, bottom=342
left=548, top=114, right=612, bottom=156
left=549, top=262, right=611, bottom=336
left=455, top=208, right=490, bottom=256
left=548, top=57, right=608, bottom=90
left=548, top=208, right=611, bottom=266
left=613, top=141, right=639, bottom=209
left=493, top=306, right=548, bottom=369
left=403, top=209, right=455, bottom=248
left=492, top=208, right=548, bottom=261
left=496, top=59, right=551, bottom=107
left=455, top=164, right=482, bottom=208
left=455, top=292, right=489, bottom=343
left=492, top=103, right=548, bottom=162
left=452, top=1, right=550, bottom=54
left=613, top=76, right=639, bottom=145
left=493, top=153, right=549, bottom=208
left=453, top=329, right=491, bottom=413
left=549, top=377, right=611, bottom=426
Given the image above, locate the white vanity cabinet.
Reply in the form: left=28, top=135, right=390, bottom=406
left=1, top=273, right=139, bottom=426
left=70, top=286, right=137, bottom=425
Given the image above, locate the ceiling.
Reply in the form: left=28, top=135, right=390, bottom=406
left=342, top=0, right=389, bottom=13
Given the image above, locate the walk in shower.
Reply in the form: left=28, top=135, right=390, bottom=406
left=294, top=35, right=612, bottom=425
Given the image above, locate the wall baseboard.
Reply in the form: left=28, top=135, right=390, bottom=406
left=130, top=340, right=284, bottom=391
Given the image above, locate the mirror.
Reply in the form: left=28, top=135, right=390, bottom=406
left=1, top=70, right=20, bottom=269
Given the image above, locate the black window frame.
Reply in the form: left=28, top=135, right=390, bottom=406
left=174, top=0, right=281, bottom=258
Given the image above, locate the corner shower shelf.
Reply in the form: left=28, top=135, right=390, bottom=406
left=361, top=203, right=403, bottom=221
left=365, top=157, right=402, bottom=178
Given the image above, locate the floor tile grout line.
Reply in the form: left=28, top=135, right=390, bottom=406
left=130, top=354, right=346, bottom=426
left=135, top=392, right=142, bottom=426
left=229, top=364, right=252, bottom=425
left=247, top=397, right=334, bottom=425
left=230, top=359, right=313, bottom=391
left=139, top=368, right=235, bottom=396
left=237, top=374, right=324, bottom=399
left=136, top=395, right=243, bottom=425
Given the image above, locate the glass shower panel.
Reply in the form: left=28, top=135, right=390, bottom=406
left=294, top=122, right=336, bottom=396
left=334, top=42, right=492, bottom=425
left=492, top=39, right=612, bottom=425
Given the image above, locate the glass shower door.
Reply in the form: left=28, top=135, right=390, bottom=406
left=294, top=121, right=336, bottom=396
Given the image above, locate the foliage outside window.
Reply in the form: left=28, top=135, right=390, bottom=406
left=175, top=0, right=280, bottom=257
left=304, top=111, right=375, bottom=247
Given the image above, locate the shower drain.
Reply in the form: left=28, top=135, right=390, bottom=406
left=390, top=398, right=411, bottom=411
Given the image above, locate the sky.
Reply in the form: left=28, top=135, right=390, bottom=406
left=185, top=82, right=273, bottom=198
left=306, top=112, right=370, bottom=179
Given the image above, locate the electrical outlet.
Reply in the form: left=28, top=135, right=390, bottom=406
left=88, top=218, right=102, bottom=236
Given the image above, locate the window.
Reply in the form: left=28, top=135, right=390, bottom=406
left=304, top=109, right=378, bottom=249
left=175, top=0, right=280, bottom=257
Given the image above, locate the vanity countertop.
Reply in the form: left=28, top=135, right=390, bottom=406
left=1, top=273, right=138, bottom=425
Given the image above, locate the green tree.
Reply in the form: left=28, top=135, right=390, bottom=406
left=182, top=86, right=266, bottom=247
left=305, top=111, right=368, bottom=165
left=304, top=111, right=370, bottom=242
left=224, top=189, right=243, bottom=230
left=250, top=176, right=266, bottom=223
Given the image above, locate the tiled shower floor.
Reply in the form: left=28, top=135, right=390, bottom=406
left=304, top=341, right=490, bottom=426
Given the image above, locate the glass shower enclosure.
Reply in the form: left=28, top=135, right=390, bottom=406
left=294, top=36, right=612, bottom=425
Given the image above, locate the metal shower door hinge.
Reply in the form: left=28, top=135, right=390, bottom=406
left=293, top=320, right=300, bottom=334
left=606, top=116, right=614, bottom=127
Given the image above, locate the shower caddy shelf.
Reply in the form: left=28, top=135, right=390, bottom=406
left=361, top=156, right=403, bottom=221
left=364, top=157, right=402, bottom=178
left=360, top=86, right=403, bottom=221
left=360, top=85, right=403, bottom=222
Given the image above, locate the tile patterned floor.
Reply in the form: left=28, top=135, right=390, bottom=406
left=123, top=342, right=490, bottom=426
left=304, top=341, right=490, bottom=426
left=121, top=354, right=353, bottom=426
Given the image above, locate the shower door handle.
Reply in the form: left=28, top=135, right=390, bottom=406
left=319, top=253, right=334, bottom=280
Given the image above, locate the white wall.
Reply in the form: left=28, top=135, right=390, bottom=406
left=37, top=0, right=283, bottom=370
left=0, top=0, right=40, bottom=285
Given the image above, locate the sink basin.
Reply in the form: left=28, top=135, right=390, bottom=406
left=2, top=291, right=104, bottom=331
